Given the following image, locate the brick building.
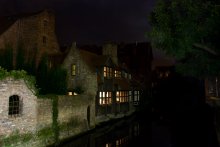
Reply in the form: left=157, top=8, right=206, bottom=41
left=0, top=9, right=60, bottom=66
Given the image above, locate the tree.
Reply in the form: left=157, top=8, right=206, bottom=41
left=148, top=0, right=220, bottom=77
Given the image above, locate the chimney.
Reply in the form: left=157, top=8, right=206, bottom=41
left=102, top=43, right=118, bottom=65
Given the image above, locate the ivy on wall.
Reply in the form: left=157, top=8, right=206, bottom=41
left=0, top=67, right=37, bottom=95
left=0, top=46, right=67, bottom=95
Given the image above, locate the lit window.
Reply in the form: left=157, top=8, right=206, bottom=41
left=104, top=66, right=113, bottom=78
left=9, top=95, right=21, bottom=117
left=133, top=91, right=140, bottom=105
left=116, top=91, right=129, bottom=103
left=99, top=91, right=112, bottom=105
left=68, top=92, right=73, bottom=95
left=129, top=91, right=132, bottom=102
left=128, top=74, right=131, bottom=79
left=71, top=64, right=76, bottom=76
left=114, top=70, right=121, bottom=78
left=124, top=72, right=128, bottom=78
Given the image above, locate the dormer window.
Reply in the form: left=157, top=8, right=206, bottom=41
left=104, top=66, right=113, bottom=78
left=114, top=70, right=121, bottom=78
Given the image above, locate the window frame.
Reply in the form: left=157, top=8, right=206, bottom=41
left=116, top=91, right=129, bottom=103
left=71, top=64, right=76, bottom=76
left=104, top=66, right=113, bottom=78
left=114, top=70, right=122, bottom=78
left=8, top=95, right=22, bottom=117
left=99, top=91, right=112, bottom=105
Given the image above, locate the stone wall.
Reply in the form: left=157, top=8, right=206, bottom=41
left=0, top=78, right=37, bottom=136
left=58, top=95, right=95, bottom=140
left=36, top=98, right=53, bottom=129
left=62, top=44, right=98, bottom=96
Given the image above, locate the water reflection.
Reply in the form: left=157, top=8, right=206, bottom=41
left=58, top=114, right=148, bottom=147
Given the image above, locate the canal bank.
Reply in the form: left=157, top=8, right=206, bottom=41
left=55, top=110, right=151, bottom=147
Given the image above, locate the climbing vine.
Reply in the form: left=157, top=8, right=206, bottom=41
left=0, top=67, right=38, bottom=95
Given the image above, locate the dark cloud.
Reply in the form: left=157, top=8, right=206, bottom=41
left=0, top=0, right=155, bottom=45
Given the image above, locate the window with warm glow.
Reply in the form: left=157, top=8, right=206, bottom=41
left=71, top=64, right=76, bottom=76
left=68, top=92, right=73, bottom=95
left=99, top=91, right=112, bottom=105
left=116, top=136, right=129, bottom=146
left=104, top=66, right=113, bottom=78
left=116, top=91, right=129, bottom=103
left=114, top=70, right=121, bottom=78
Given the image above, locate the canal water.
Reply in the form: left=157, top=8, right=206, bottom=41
left=58, top=112, right=151, bottom=147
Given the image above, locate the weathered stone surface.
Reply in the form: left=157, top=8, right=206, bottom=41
left=0, top=78, right=37, bottom=136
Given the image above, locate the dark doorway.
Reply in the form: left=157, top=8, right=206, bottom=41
left=87, top=106, right=90, bottom=127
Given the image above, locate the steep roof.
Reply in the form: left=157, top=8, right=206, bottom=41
left=0, top=16, right=17, bottom=35
left=79, top=49, right=110, bottom=72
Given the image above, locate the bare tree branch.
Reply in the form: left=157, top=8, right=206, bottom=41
left=193, top=43, right=218, bottom=55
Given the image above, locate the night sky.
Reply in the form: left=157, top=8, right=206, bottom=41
left=0, top=0, right=155, bottom=45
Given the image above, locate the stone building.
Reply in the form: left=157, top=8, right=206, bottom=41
left=0, top=9, right=150, bottom=145
left=62, top=43, right=136, bottom=120
left=0, top=78, right=37, bottom=135
left=0, top=9, right=60, bottom=66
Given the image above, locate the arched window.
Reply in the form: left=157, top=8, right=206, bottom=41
left=8, top=95, right=21, bottom=117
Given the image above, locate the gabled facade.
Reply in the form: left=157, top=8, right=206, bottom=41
left=0, top=9, right=60, bottom=66
left=62, top=43, right=136, bottom=119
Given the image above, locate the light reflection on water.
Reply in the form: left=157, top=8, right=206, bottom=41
left=58, top=114, right=150, bottom=147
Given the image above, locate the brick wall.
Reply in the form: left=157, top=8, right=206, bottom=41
left=0, top=78, right=37, bottom=135
left=0, top=10, right=60, bottom=65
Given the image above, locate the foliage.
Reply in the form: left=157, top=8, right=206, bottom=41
left=59, top=117, right=81, bottom=132
left=48, top=67, right=67, bottom=95
left=0, top=67, right=37, bottom=95
left=36, top=55, right=67, bottom=95
left=16, top=43, right=25, bottom=70
left=72, top=86, right=84, bottom=94
left=36, top=55, right=49, bottom=94
left=52, top=95, right=59, bottom=145
left=0, top=45, right=67, bottom=95
left=1, top=130, right=33, bottom=146
left=0, top=45, right=14, bottom=70
left=148, top=0, right=220, bottom=77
